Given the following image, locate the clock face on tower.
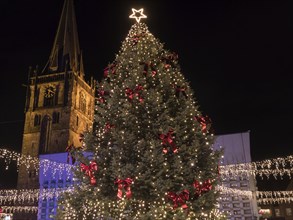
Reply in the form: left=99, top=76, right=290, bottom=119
left=44, top=85, right=55, bottom=98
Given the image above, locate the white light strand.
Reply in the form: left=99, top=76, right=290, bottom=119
left=257, top=197, right=293, bottom=204
left=0, top=148, right=74, bottom=176
left=216, top=185, right=253, bottom=198
left=1, top=148, right=293, bottom=179
left=220, top=166, right=293, bottom=179
left=0, top=148, right=39, bottom=171
left=0, top=206, right=38, bottom=213
left=2, top=185, right=292, bottom=205
left=0, top=187, right=74, bottom=204
left=256, top=190, right=293, bottom=199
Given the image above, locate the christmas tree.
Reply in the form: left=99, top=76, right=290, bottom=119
left=58, top=9, right=222, bottom=220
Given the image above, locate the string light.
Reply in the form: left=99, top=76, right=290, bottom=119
left=0, top=148, right=74, bottom=176
left=0, top=187, right=73, bottom=203
left=0, top=206, right=38, bottom=213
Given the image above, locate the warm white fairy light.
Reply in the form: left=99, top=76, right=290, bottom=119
left=0, top=187, right=74, bottom=203
left=0, top=206, right=38, bottom=213
left=0, top=148, right=75, bottom=176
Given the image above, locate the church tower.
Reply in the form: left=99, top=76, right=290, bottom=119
left=17, top=0, right=95, bottom=189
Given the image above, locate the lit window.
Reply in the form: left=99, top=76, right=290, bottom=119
left=275, top=208, right=281, bottom=217
left=34, top=114, right=41, bottom=126
left=233, top=210, right=241, bottom=215
left=233, top=203, right=240, bottom=208
left=230, top=183, right=238, bottom=188
left=79, top=92, right=86, bottom=114
left=286, top=208, right=292, bottom=216
left=244, top=209, right=251, bottom=214
left=243, top=202, right=250, bottom=207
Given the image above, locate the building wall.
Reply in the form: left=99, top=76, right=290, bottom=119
left=38, top=152, right=92, bottom=219
left=214, top=132, right=259, bottom=220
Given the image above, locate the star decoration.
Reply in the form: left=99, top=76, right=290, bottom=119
left=129, top=8, right=147, bottom=23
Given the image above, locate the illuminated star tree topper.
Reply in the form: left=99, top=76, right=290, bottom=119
left=129, top=8, right=147, bottom=23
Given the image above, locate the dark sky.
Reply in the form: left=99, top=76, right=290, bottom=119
left=0, top=0, right=292, bottom=188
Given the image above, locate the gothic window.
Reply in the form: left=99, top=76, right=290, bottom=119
left=286, top=208, right=292, bottom=216
left=34, top=114, right=41, bottom=126
left=79, top=92, right=86, bottom=114
left=44, top=85, right=56, bottom=107
left=52, top=112, right=60, bottom=124
left=88, top=100, right=91, bottom=116
left=39, top=115, right=52, bottom=154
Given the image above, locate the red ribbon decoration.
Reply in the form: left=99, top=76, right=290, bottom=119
left=114, top=178, right=133, bottom=199
left=140, top=62, right=157, bottom=76
left=193, top=179, right=212, bottom=198
left=65, top=144, right=76, bottom=164
left=80, top=161, right=98, bottom=186
left=130, top=33, right=145, bottom=45
left=161, top=52, right=178, bottom=69
left=167, top=190, right=189, bottom=209
left=104, top=62, right=117, bottom=78
left=201, top=179, right=213, bottom=193
left=97, top=89, right=109, bottom=103
left=104, top=122, right=115, bottom=133
left=194, top=115, right=211, bottom=132
left=125, top=85, right=144, bottom=103
left=159, top=129, right=178, bottom=154
left=174, top=85, right=187, bottom=98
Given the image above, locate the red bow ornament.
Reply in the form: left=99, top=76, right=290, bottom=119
left=115, top=178, right=133, bottom=199
left=159, top=129, right=178, bottom=154
left=125, top=85, right=144, bottom=103
left=193, top=179, right=212, bottom=198
left=161, top=52, right=178, bottom=69
left=97, top=89, right=109, bottom=104
left=80, top=161, right=98, bottom=185
left=104, top=62, right=117, bottom=78
left=104, top=122, right=115, bottom=133
left=174, top=85, right=187, bottom=98
left=194, top=115, right=211, bottom=133
left=140, top=62, right=157, bottom=76
left=167, top=190, right=189, bottom=209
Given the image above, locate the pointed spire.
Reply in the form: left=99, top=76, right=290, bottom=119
left=43, top=0, right=82, bottom=74
left=79, top=50, right=85, bottom=79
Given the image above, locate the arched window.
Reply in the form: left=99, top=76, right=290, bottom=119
left=79, top=92, right=86, bottom=114
left=34, top=114, right=41, bottom=126
left=52, top=112, right=60, bottom=124
left=39, top=115, right=52, bottom=154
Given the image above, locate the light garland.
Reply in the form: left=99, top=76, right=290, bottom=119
left=0, top=148, right=74, bottom=176
left=219, top=155, right=293, bottom=179
left=0, top=187, right=73, bottom=204
left=1, top=185, right=293, bottom=205
left=0, top=206, right=38, bottom=213
left=256, top=190, right=293, bottom=199
left=257, top=197, right=293, bottom=204
left=2, top=147, right=293, bottom=179
left=216, top=185, right=253, bottom=198
left=0, top=148, right=39, bottom=171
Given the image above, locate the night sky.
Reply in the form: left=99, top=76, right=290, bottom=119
left=0, top=0, right=292, bottom=189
